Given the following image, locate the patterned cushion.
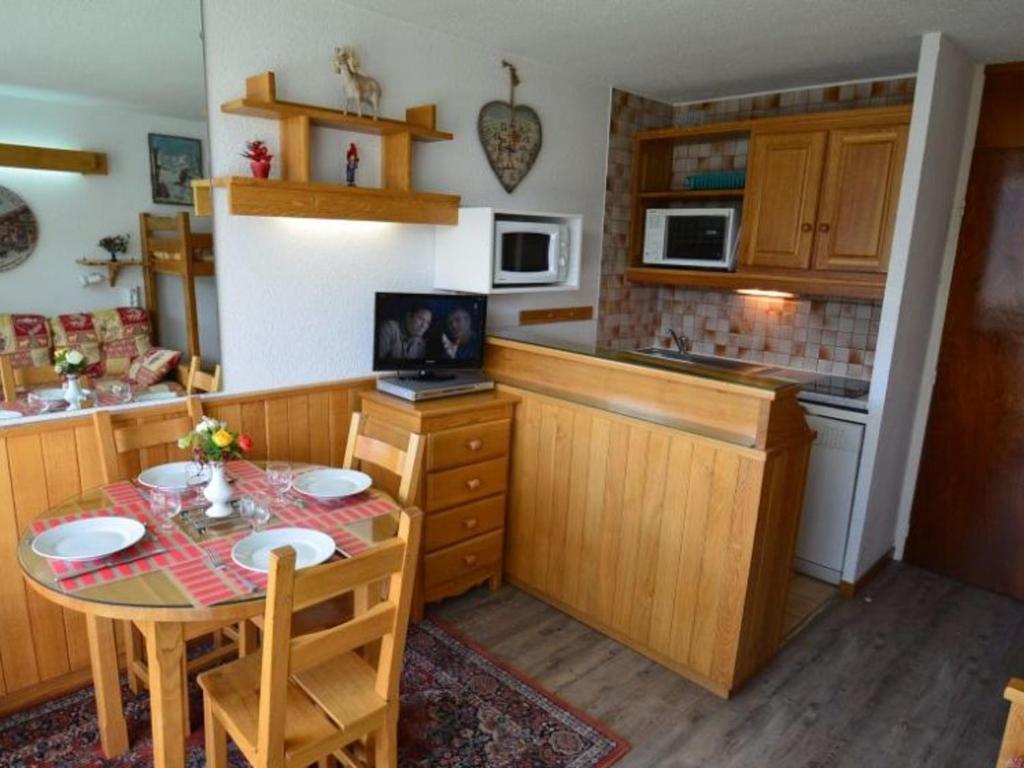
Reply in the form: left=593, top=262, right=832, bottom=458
left=92, top=307, right=151, bottom=343
left=102, top=336, right=151, bottom=376
left=0, top=314, right=50, bottom=357
left=1007, top=757, right=1024, bottom=768
left=124, top=347, right=181, bottom=388
left=49, top=312, right=100, bottom=347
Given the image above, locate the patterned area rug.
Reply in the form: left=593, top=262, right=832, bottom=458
left=0, top=618, right=628, bottom=768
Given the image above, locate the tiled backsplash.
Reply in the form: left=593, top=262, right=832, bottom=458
left=655, top=289, right=879, bottom=379
left=598, top=77, right=915, bottom=378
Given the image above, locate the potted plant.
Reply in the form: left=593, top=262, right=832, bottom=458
left=98, top=233, right=130, bottom=262
left=53, top=348, right=89, bottom=410
left=178, top=417, right=254, bottom=518
left=241, top=140, right=273, bottom=179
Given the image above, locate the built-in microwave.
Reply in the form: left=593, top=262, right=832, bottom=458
left=493, top=219, right=571, bottom=285
left=642, top=207, right=740, bottom=270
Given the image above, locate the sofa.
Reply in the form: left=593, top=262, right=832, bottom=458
left=0, top=307, right=181, bottom=391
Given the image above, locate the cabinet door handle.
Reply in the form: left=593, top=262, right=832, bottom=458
left=801, top=222, right=813, bottom=233
left=462, top=517, right=479, bottom=529
left=467, top=439, right=483, bottom=451
left=463, top=554, right=478, bottom=567
left=465, top=478, right=481, bottom=490
left=818, top=222, right=831, bottom=233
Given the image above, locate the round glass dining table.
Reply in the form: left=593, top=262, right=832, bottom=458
left=17, top=461, right=400, bottom=768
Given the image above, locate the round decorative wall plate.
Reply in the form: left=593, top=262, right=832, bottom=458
left=0, top=186, right=38, bottom=273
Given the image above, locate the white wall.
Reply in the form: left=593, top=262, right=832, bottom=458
left=201, top=0, right=610, bottom=391
left=843, top=33, right=978, bottom=582
left=0, top=92, right=220, bottom=361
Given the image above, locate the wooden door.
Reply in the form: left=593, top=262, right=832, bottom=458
left=740, top=131, right=826, bottom=269
left=905, top=65, right=1024, bottom=599
left=813, top=125, right=908, bottom=272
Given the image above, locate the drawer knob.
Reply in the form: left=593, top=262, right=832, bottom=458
left=801, top=222, right=813, bottom=233
left=463, top=518, right=479, bottom=529
left=467, top=439, right=483, bottom=451
left=818, top=222, right=831, bottom=233
left=463, top=554, right=478, bottom=567
left=466, top=478, right=481, bottom=490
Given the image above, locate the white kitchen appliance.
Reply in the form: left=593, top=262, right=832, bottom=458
left=493, top=219, right=570, bottom=286
left=794, top=401, right=867, bottom=584
left=642, top=207, right=740, bottom=270
left=434, top=208, right=582, bottom=294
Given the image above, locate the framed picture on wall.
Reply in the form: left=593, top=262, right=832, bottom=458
left=148, top=133, right=202, bottom=206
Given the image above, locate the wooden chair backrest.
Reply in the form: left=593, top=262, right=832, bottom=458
left=257, top=507, right=423, bottom=762
left=999, top=678, right=1024, bottom=766
left=178, top=357, right=222, bottom=394
left=92, top=396, right=204, bottom=483
left=1, top=355, right=93, bottom=401
left=343, top=412, right=424, bottom=506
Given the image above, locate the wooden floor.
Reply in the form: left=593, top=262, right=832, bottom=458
left=783, top=573, right=836, bottom=637
left=433, top=563, right=1023, bottom=767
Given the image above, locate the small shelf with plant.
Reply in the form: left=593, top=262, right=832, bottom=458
left=203, top=69, right=460, bottom=224
left=76, top=233, right=141, bottom=286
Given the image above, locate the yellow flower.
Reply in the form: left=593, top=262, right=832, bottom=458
left=211, top=429, right=233, bottom=448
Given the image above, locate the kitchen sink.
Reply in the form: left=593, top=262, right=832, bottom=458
left=626, top=347, right=770, bottom=374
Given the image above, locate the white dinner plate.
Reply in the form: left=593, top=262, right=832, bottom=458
left=231, top=528, right=335, bottom=573
left=134, top=390, right=179, bottom=403
left=0, top=409, right=21, bottom=420
left=32, top=516, right=146, bottom=561
left=137, top=461, right=210, bottom=490
left=293, top=468, right=372, bottom=500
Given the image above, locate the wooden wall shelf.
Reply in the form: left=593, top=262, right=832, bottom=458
left=75, top=258, right=141, bottom=287
left=205, top=72, right=460, bottom=224
left=626, top=266, right=886, bottom=300
left=212, top=176, right=460, bottom=225
left=0, top=143, right=107, bottom=175
left=639, top=189, right=744, bottom=201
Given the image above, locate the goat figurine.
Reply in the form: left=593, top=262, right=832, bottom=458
left=333, top=46, right=382, bottom=119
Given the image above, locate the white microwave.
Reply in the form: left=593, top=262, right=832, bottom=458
left=642, top=207, right=740, bottom=270
left=493, top=219, right=570, bottom=285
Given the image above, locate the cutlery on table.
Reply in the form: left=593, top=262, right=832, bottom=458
left=204, top=549, right=258, bottom=593
left=59, top=547, right=169, bottom=581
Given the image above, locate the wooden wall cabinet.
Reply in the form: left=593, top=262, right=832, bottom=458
left=358, top=390, right=519, bottom=620
left=625, top=105, right=912, bottom=300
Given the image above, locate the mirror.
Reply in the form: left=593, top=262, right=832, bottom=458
left=0, top=0, right=219, bottom=402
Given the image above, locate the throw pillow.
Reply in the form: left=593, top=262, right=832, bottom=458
left=125, top=347, right=182, bottom=388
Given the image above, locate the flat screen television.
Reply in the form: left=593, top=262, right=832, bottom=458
left=373, top=292, right=487, bottom=375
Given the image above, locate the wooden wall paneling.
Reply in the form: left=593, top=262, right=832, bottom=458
left=529, top=404, right=559, bottom=594
left=559, top=412, right=593, bottom=608
left=544, top=405, right=574, bottom=602
left=505, top=393, right=540, bottom=581
left=627, top=430, right=670, bottom=646
left=0, top=437, right=40, bottom=691
left=307, top=392, right=332, bottom=465
left=576, top=416, right=610, bottom=620
left=647, top=437, right=694, bottom=657
left=40, top=431, right=92, bottom=671
left=667, top=442, right=715, bottom=666
left=264, top=398, right=291, bottom=459
left=610, top=426, right=651, bottom=634
left=240, top=402, right=268, bottom=460
left=6, top=434, right=72, bottom=680
left=286, top=395, right=311, bottom=463
left=594, top=420, right=629, bottom=624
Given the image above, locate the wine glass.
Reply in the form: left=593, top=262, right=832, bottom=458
left=149, top=489, right=182, bottom=532
left=26, top=391, right=47, bottom=415
left=241, top=494, right=271, bottom=531
left=111, top=381, right=134, bottom=404
left=266, top=462, right=293, bottom=499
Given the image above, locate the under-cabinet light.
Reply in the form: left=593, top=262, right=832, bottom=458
left=736, top=288, right=796, bottom=299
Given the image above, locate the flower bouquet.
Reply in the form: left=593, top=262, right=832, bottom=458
left=241, top=139, right=273, bottom=179
left=54, top=348, right=89, bottom=410
left=179, top=417, right=254, bottom=517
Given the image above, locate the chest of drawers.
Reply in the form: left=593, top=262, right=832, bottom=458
left=359, top=389, right=519, bottom=620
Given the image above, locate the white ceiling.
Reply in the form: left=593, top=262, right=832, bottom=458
left=0, top=0, right=206, bottom=119
left=339, top=0, right=1024, bottom=102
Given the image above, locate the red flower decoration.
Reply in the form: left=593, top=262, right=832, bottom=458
left=238, top=434, right=254, bottom=453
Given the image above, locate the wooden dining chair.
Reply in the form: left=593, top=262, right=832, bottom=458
left=178, top=356, right=222, bottom=395
left=92, top=396, right=239, bottom=698
left=198, top=507, right=423, bottom=768
left=344, top=411, right=424, bottom=507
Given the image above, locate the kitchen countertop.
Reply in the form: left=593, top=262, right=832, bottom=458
left=487, top=329, right=869, bottom=410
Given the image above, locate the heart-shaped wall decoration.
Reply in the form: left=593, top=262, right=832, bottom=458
left=478, top=100, right=543, bottom=193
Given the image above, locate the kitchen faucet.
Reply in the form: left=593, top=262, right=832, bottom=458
left=668, top=328, right=691, bottom=355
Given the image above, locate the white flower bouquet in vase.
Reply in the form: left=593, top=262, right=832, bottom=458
left=53, top=348, right=89, bottom=410
left=178, top=417, right=254, bottom=518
